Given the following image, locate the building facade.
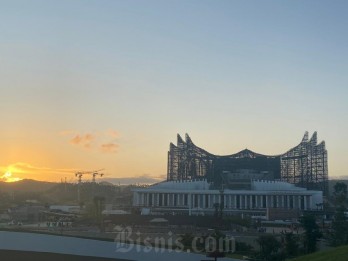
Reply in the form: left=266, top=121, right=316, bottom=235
left=133, top=179, right=323, bottom=218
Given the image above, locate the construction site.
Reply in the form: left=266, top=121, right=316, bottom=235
left=167, top=132, right=328, bottom=196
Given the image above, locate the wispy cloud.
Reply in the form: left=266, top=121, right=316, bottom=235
left=0, top=162, right=77, bottom=182
left=106, top=129, right=119, bottom=138
left=70, top=133, right=95, bottom=148
left=61, top=129, right=120, bottom=154
left=100, top=142, right=118, bottom=154
left=0, top=162, right=77, bottom=175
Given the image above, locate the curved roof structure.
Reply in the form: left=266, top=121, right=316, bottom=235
left=167, top=132, right=328, bottom=195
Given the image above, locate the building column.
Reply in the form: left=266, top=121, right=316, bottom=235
left=139, top=193, right=143, bottom=206
left=304, top=195, right=307, bottom=210
left=261, top=195, right=264, bottom=208
left=188, top=194, right=192, bottom=215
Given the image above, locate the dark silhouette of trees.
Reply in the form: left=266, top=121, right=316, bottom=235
left=282, top=232, right=299, bottom=258
left=333, top=182, right=348, bottom=207
left=330, top=207, right=348, bottom=246
left=256, top=234, right=282, bottom=261
left=300, top=214, right=322, bottom=254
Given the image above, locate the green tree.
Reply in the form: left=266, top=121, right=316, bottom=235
left=84, top=196, right=105, bottom=231
left=300, top=214, right=322, bottom=254
left=282, top=232, right=299, bottom=258
left=333, top=182, right=347, bottom=207
left=330, top=207, right=348, bottom=246
left=256, top=234, right=282, bottom=261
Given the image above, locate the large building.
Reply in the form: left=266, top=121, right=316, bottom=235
left=133, top=179, right=323, bottom=218
left=167, top=132, right=328, bottom=196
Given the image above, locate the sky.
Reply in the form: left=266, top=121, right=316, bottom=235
left=0, top=0, right=347, bottom=182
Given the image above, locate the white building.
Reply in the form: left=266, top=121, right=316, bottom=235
left=49, top=205, right=81, bottom=214
left=133, top=179, right=323, bottom=217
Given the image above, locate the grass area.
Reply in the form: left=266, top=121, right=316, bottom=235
left=291, top=245, right=348, bottom=261
left=225, top=253, right=245, bottom=260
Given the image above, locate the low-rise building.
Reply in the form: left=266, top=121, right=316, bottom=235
left=133, top=179, right=323, bottom=219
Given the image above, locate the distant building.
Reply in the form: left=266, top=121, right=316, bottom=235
left=167, top=132, right=328, bottom=195
left=49, top=205, right=81, bottom=214
left=133, top=179, right=323, bottom=219
left=8, top=205, right=45, bottom=222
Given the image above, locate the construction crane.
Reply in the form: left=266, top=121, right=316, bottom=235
left=75, top=169, right=104, bottom=183
left=92, top=171, right=104, bottom=183
left=74, top=169, right=104, bottom=202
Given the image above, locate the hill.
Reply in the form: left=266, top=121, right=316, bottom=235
left=291, top=245, right=348, bottom=261
left=0, top=179, right=57, bottom=192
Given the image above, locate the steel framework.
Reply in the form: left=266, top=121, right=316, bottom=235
left=280, top=131, right=328, bottom=195
left=167, top=132, right=328, bottom=195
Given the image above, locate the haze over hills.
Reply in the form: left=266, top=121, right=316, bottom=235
left=0, top=174, right=164, bottom=191
left=100, top=175, right=164, bottom=185
left=0, top=179, right=57, bottom=193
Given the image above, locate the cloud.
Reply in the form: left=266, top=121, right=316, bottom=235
left=0, top=171, right=22, bottom=182
left=70, top=133, right=95, bottom=148
left=61, top=129, right=120, bottom=154
left=0, top=162, right=77, bottom=175
left=107, top=129, right=119, bottom=138
left=100, top=143, right=118, bottom=154
left=0, top=162, right=78, bottom=182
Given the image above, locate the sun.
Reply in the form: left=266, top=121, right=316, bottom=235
left=0, top=171, right=22, bottom=183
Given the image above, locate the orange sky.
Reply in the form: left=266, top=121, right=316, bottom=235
left=1, top=1, right=348, bottom=182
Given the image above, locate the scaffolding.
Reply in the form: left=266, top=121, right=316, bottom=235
left=280, top=131, right=328, bottom=195
left=167, top=132, right=328, bottom=196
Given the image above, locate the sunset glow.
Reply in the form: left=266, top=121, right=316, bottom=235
left=0, top=171, right=23, bottom=183
left=0, top=1, right=347, bottom=182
